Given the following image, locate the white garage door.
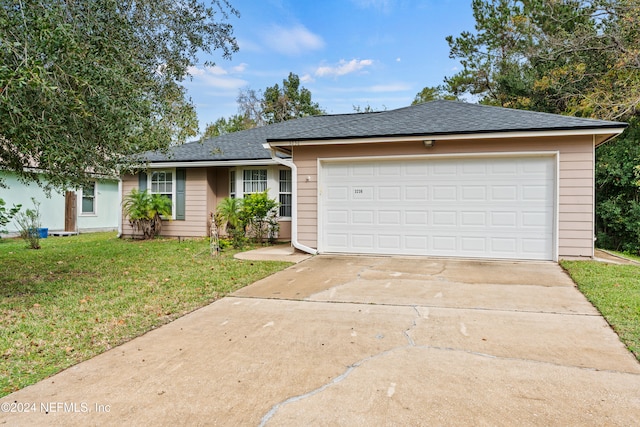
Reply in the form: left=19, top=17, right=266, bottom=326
left=320, top=156, right=556, bottom=260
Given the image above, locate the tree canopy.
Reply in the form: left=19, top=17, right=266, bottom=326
left=445, top=0, right=640, bottom=120
left=445, top=0, right=640, bottom=253
left=0, top=0, right=239, bottom=191
left=261, top=72, right=324, bottom=124
left=205, top=72, right=324, bottom=138
left=411, top=86, right=457, bottom=105
left=201, top=114, right=256, bottom=139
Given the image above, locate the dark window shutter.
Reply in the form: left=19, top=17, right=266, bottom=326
left=176, top=168, right=186, bottom=220
left=138, top=172, right=147, bottom=190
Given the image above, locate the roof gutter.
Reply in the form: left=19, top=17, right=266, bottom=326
left=265, top=145, right=318, bottom=256
left=267, top=127, right=628, bottom=147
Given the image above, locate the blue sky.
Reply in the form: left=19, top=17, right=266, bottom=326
left=184, top=0, right=477, bottom=129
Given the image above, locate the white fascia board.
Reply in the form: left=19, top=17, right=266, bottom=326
left=267, top=127, right=627, bottom=147
left=136, top=159, right=280, bottom=169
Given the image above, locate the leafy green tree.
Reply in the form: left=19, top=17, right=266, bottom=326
left=0, top=198, right=21, bottom=237
left=237, top=88, right=267, bottom=128
left=0, top=0, right=239, bottom=191
left=262, top=72, right=324, bottom=124
left=595, top=119, right=640, bottom=254
left=122, top=189, right=173, bottom=239
left=445, top=0, right=639, bottom=119
left=202, top=114, right=256, bottom=140
left=445, top=0, right=640, bottom=253
left=412, top=86, right=457, bottom=105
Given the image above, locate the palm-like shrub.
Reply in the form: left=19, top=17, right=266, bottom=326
left=122, top=189, right=172, bottom=239
left=216, top=196, right=245, bottom=248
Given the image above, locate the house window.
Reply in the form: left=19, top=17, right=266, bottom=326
left=150, top=170, right=174, bottom=207
left=243, top=169, right=267, bottom=194
left=279, top=169, right=292, bottom=217
left=82, top=182, right=96, bottom=214
left=229, top=170, right=236, bottom=198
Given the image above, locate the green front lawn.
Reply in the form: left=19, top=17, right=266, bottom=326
left=561, top=260, right=640, bottom=361
left=0, top=232, right=291, bottom=397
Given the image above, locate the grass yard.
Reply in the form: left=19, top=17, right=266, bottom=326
left=561, top=259, right=640, bottom=362
left=0, top=232, right=292, bottom=397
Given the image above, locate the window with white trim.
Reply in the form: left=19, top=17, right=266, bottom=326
left=81, top=182, right=96, bottom=214
left=279, top=169, right=292, bottom=217
left=243, top=169, right=267, bottom=194
left=150, top=171, right=174, bottom=213
left=229, top=170, right=236, bottom=198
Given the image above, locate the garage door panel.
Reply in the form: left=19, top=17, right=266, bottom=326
left=405, top=186, right=428, bottom=200
left=321, top=156, right=556, bottom=260
left=351, top=210, right=374, bottom=224
left=405, top=235, right=428, bottom=250
left=405, top=211, right=428, bottom=225
left=491, top=185, right=518, bottom=201
left=378, top=235, right=401, bottom=250
left=352, top=234, right=374, bottom=249
left=327, top=186, right=349, bottom=200
left=462, top=186, right=487, bottom=200
left=433, top=211, right=456, bottom=226
left=379, top=186, right=401, bottom=200
left=379, top=210, right=401, bottom=225
left=491, top=212, right=517, bottom=227
left=433, top=186, right=457, bottom=200
left=460, top=211, right=487, bottom=226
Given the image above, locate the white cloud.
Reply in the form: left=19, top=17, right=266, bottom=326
left=187, top=65, right=248, bottom=90
left=232, top=63, right=248, bottom=73
left=315, top=59, right=374, bottom=78
left=262, top=24, right=325, bottom=55
left=351, top=0, right=394, bottom=13
left=300, top=73, right=315, bottom=83
left=396, top=57, right=401, bottom=62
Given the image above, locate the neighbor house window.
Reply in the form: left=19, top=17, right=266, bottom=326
left=150, top=171, right=173, bottom=205
left=229, top=170, right=236, bottom=198
left=82, top=182, right=96, bottom=214
left=279, top=169, right=292, bottom=217
left=243, top=169, right=267, bottom=194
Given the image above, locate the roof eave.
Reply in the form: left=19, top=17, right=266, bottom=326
left=134, top=158, right=281, bottom=168
left=267, top=127, right=628, bottom=147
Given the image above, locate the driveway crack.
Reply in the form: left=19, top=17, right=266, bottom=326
left=403, top=306, right=420, bottom=346
left=258, top=346, right=404, bottom=427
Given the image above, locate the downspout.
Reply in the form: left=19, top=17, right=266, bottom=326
left=268, top=148, right=318, bottom=255
left=117, top=176, right=123, bottom=238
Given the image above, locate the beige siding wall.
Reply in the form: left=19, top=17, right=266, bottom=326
left=121, top=167, right=292, bottom=241
left=292, top=135, right=595, bottom=258
left=120, top=174, right=138, bottom=237
left=121, top=169, right=210, bottom=238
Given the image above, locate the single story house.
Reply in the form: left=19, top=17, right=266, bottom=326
left=121, top=100, right=627, bottom=261
left=1, top=172, right=120, bottom=236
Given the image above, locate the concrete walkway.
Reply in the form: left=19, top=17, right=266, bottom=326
left=2, top=256, right=639, bottom=426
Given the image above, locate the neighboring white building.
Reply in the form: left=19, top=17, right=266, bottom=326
left=1, top=171, right=119, bottom=236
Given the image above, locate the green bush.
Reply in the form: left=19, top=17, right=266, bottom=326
left=595, top=120, right=640, bottom=255
left=122, top=189, right=172, bottom=239
left=0, top=198, right=21, bottom=237
left=241, top=191, right=279, bottom=245
left=13, top=198, right=41, bottom=249
left=216, top=192, right=280, bottom=247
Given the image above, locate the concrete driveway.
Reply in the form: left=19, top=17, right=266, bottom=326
left=2, top=255, right=639, bottom=426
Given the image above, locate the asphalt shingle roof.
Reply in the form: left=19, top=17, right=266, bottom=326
left=143, top=100, right=626, bottom=162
